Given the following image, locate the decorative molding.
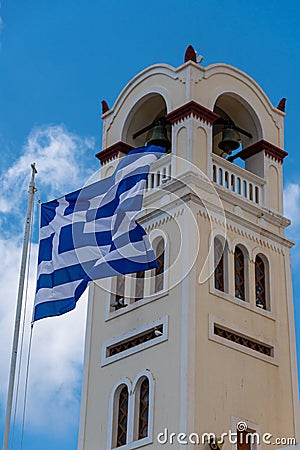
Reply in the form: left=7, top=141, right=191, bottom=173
left=95, top=141, right=134, bottom=165
left=142, top=208, right=184, bottom=231
left=209, top=315, right=278, bottom=366
left=106, top=370, right=155, bottom=450
left=196, top=207, right=288, bottom=255
left=184, top=45, right=197, bottom=63
left=166, top=101, right=219, bottom=126
left=277, top=97, right=286, bottom=112
left=101, top=316, right=168, bottom=367
left=239, top=139, right=288, bottom=163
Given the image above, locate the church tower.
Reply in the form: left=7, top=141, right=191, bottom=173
left=78, top=47, right=300, bottom=450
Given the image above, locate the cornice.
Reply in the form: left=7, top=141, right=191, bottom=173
left=196, top=205, right=293, bottom=253
left=166, top=100, right=219, bottom=126
left=95, top=141, right=134, bottom=165
left=142, top=175, right=293, bottom=251
left=240, top=139, right=288, bottom=164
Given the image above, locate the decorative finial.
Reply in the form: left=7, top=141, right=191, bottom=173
left=101, top=100, right=109, bottom=114
left=184, top=45, right=197, bottom=63
left=277, top=98, right=286, bottom=112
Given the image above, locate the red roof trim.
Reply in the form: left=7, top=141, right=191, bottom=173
left=96, top=141, right=134, bottom=165
left=240, top=139, right=288, bottom=163
left=166, top=101, right=219, bottom=126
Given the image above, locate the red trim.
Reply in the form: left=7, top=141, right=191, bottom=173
left=240, top=139, right=288, bottom=163
left=96, top=141, right=134, bottom=165
left=277, top=98, right=286, bottom=112
left=166, top=101, right=219, bottom=125
left=184, top=45, right=197, bottom=63
left=101, top=100, right=109, bottom=114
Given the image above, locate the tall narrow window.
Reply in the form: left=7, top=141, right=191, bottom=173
left=111, top=275, right=125, bottom=309
left=138, top=378, right=149, bottom=440
left=235, top=246, right=245, bottom=300
left=154, top=238, right=165, bottom=293
left=116, top=386, right=129, bottom=447
left=135, top=271, right=145, bottom=301
left=255, top=255, right=266, bottom=310
left=214, top=237, right=225, bottom=292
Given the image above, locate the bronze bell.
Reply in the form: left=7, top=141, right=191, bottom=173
left=218, top=127, right=240, bottom=155
left=147, top=124, right=171, bottom=150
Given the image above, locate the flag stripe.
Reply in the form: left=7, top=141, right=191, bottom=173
left=33, top=145, right=166, bottom=321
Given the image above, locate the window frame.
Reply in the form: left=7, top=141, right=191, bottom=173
left=101, top=316, right=168, bottom=367
left=107, top=371, right=155, bottom=450
left=213, top=235, right=229, bottom=294
left=234, top=244, right=249, bottom=302
left=152, top=235, right=166, bottom=294
left=254, top=253, right=270, bottom=311
left=132, top=370, right=155, bottom=446
left=107, top=378, right=132, bottom=450
left=105, top=229, right=169, bottom=320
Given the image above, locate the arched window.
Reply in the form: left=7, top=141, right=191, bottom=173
left=214, top=237, right=227, bottom=292
left=138, top=378, right=149, bottom=440
left=109, top=372, right=154, bottom=449
left=116, top=385, right=129, bottom=447
left=135, top=271, right=145, bottom=301
left=111, top=275, right=125, bottom=309
left=154, top=237, right=165, bottom=293
left=255, top=255, right=267, bottom=310
left=234, top=246, right=245, bottom=300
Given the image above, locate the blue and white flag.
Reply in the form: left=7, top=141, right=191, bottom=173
left=33, top=145, right=165, bottom=321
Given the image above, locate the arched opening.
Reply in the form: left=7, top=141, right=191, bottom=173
left=234, top=245, right=249, bottom=302
left=153, top=236, right=165, bottom=293
left=112, top=384, right=129, bottom=448
left=255, top=254, right=270, bottom=311
left=137, top=377, right=149, bottom=440
left=214, top=236, right=228, bottom=293
left=134, top=271, right=145, bottom=302
left=123, top=94, right=171, bottom=149
left=212, top=93, right=262, bottom=167
left=110, top=275, right=126, bottom=310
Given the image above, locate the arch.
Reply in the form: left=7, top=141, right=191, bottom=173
left=122, top=92, right=170, bottom=148
left=110, top=64, right=176, bottom=118
left=212, top=92, right=263, bottom=158
left=195, top=126, right=208, bottom=172
left=110, top=275, right=126, bottom=310
left=214, top=235, right=229, bottom=293
left=205, top=63, right=281, bottom=118
left=107, top=378, right=132, bottom=449
left=134, top=271, right=145, bottom=301
left=153, top=236, right=165, bottom=293
left=254, top=253, right=270, bottom=311
left=176, top=126, right=188, bottom=160
left=234, top=244, right=250, bottom=302
left=149, top=229, right=169, bottom=294
left=268, top=164, right=280, bottom=211
left=132, top=370, right=155, bottom=444
left=105, top=165, right=115, bottom=178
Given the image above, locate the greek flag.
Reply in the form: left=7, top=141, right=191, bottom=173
left=33, top=145, right=165, bottom=321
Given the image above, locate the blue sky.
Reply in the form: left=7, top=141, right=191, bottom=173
left=0, top=1, right=300, bottom=449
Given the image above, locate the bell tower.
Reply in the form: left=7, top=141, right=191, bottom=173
left=78, top=47, right=299, bottom=450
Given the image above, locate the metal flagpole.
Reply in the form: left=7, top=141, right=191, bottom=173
left=2, top=163, right=37, bottom=450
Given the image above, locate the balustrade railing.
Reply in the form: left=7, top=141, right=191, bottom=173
left=212, top=154, right=265, bottom=206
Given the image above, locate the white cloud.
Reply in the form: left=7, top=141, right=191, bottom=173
left=0, top=124, right=95, bottom=215
left=284, top=183, right=300, bottom=226
left=0, top=124, right=95, bottom=437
